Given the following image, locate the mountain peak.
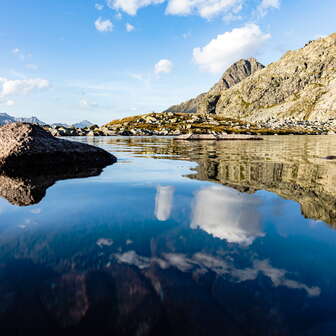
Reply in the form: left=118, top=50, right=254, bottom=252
left=164, top=58, right=264, bottom=114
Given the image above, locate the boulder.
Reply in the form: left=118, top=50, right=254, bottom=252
left=0, top=123, right=116, bottom=173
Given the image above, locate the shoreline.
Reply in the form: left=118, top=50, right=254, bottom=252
left=43, top=112, right=336, bottom=137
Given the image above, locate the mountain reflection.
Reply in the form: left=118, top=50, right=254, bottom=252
left=105, top=136, right=336, bottom=227
left=0, top=136, right=335, bottom=333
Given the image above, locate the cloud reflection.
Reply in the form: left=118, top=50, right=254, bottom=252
left=155, top=186, right=175, bottom=221
left=191, top=186, right=264, bottom=245
left=114, top=251, right=321, bottom=297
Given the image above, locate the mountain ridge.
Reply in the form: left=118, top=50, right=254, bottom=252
left=164, top=58, right=265, bottom=114
left=0, top=113, right=93, bottom=129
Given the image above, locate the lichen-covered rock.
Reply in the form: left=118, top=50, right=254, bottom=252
left=211, top=33, right=336, bottom=121
left=0, top=123, right=116, bottom=173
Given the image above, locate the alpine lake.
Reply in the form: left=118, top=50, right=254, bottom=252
left=0, top=135, right=336, bottom=335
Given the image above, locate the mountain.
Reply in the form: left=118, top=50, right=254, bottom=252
left=0, top=113, right=46, bottom=126
left=15, top=116, right=46, bottom=125
left=0, top=114, right=94, bottom=129
left=0, top=113, right=16, bottom=125
left=72, top=120, right=94, bottom=128
left=199, top=33, right=336, bottom=121
left=164, top=58, right=265, bottom=114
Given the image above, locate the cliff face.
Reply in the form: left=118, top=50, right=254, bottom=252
left=164, top=58, right=264, bottom=114
left=203, top=33, right=336, bottom=121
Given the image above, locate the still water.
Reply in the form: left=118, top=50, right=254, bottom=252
left=0, top=136, right=336, bottom=334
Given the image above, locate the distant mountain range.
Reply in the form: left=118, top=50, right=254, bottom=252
left=0, top=113, right=94, bottom=128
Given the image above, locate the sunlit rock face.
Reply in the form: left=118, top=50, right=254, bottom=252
left=191, top=186, right=264, bottom=245
left=155, top=185, right=174, bottom=221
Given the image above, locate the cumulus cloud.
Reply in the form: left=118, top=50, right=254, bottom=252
left=95, top=17, right=113, bottom=32
left=95, top=3, right=104, bottom=10
left=108, top=0, right=164, bottom=16
left=154, top=59, right=173, bottom=75
left=126, top=23, right=135, bottom=32
left=166, top=0, right=243, bottom=19
left=256, top=0, right=280, bottom=17
left=0, top=77, right=50, bottom=97
left=108, top=0, right=244, bottom=19
left=193, top=23, right=271, bottom=73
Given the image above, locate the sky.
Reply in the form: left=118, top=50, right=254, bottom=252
left=0, top=0, right=335, bottom=125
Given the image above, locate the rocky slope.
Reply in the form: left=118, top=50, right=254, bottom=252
left=164, top=58, right=264, bottom=114
left=201, top=33, right=336, bottom=121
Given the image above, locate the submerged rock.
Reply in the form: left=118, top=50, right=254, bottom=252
left=0, top=123, right=116, bottom=173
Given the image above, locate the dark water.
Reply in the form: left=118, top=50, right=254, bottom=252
left=0, top=136, right=336, bottom=335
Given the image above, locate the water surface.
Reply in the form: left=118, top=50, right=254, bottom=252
left=0, top=136, right=336, bottom=335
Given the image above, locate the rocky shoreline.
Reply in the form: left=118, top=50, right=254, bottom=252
left=43, top=112, right=336, bottom=137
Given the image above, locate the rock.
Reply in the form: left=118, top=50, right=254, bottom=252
left=175, top=134, right=263, bottom=141
left=0, top=123, right=116, bottom=173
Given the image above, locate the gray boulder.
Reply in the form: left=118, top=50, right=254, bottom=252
left=0, top=123, right=116, bottom=173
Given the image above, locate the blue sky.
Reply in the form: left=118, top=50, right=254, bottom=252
left=0, top=0, right=335, bottom=124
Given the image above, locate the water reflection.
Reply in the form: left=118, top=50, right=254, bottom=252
left=0, top=167, right=104, bottom=206
left=191, top=186, right=263, bottom=245
left=96, top=136, right=336, bottom=226
left=0, top=136, right=335, bottom=334
left=154, top=186, right=174, bottom=221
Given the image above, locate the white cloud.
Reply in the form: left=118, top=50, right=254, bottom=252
left=95, top=17, right=113, bottom=32
left=79, top=99, right=98, bottom=109
left=0, top=99, right=15, bottom=106
left=166, top=0, right=243, bottom=19
left=256, top=0, right=280, bottom=17
left=95, top=3, right=104, bottom=10
left=193, top=23, right=271, bottom=73
left=222, top=12, right=242, bottom=23
left=130, top=73, right=144, bottom=80
left=0, top=77, right=50, bottom=97
left=108, top=0, right=164, bottom=16
left=26, top=64, right=39, bottom=71
left=154, top=59, right=173, bottom=75
left=12, top=48, right=20, bottom=55
left=126, top=23, right=135, bottom=32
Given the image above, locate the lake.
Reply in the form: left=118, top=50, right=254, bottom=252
left=0, top=135, right=336, bottom=335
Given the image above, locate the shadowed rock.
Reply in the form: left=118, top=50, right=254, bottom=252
left=0, top=123, right=116, bottom=173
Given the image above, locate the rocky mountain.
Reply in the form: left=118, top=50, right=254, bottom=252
left=0, top=113, right=94, bottom=129
left=164, top=58, right=264, bottom=114
left=15, top=116, right=46, bottom=125
left=0, top=113, right=16, bottom=125
left=200, top=33, right=336, bottom=121
left=72, top=120, right=94, bottom=128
